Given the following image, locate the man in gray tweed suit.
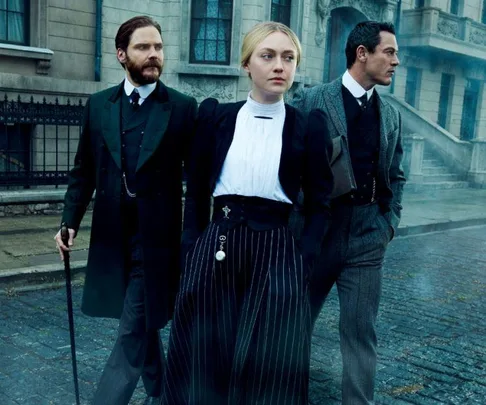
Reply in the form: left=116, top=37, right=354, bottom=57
left=291, top=21, right=405, bottom=404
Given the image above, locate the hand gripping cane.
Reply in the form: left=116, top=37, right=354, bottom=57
left=61, top=223, right=81, bottom=405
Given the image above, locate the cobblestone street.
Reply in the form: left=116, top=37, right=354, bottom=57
left=1, top=226, right=485, bottom=404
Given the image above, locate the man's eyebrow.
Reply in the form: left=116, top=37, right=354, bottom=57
left=134, top=41, right=163, bottom=46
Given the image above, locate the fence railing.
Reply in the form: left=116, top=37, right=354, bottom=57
left=0, top=94, right=85, bottom=188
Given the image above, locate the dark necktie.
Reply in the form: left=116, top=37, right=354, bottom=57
left=129, top=89, right=140, bottom=109
left=358, top=94, right=369, bottom=110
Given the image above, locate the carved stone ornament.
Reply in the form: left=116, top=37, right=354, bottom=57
left=437, top=19, right=459, bottom=39
left=178, top=76, right=236, bottom=103
left=36, top=59, right=51, bottom=75
left=382, top=4, right=396, bottom=22
left=315, top=0, right=331, bottom=46
left=315, top=0, right=382, bottom=46
left=469, top=29, right=486, bottom=47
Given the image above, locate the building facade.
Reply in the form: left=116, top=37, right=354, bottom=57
left=1, top=0, right=486, bottom=188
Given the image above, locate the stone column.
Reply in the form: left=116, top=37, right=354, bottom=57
left=408, top=134, right=425, bottom=183
left=382, top=0, right=398, bottom=23
left=422, top=8, right=440, bottom=34
left=468, top=140, right=486, bottom=187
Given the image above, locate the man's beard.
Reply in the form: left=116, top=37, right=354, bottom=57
left=125, top=55, right=162, bottom=85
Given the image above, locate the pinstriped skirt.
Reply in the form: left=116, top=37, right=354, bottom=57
left=162, top=220, right=312, bottom=405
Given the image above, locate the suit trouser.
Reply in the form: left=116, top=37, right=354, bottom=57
left=93, top=235, right=166, bottom=405
left=311, top=202, right=392, bottom=405
left=163, top=221, right=312, bottom=405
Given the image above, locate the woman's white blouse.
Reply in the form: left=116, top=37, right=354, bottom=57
left=213, top=94, right=292, bottom=204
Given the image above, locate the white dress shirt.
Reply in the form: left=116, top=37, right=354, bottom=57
left=342, top=70, right=375, bottom=105
left=213, top=93, right=292, bottom=203
left=123, top=77, right=157, bottom=105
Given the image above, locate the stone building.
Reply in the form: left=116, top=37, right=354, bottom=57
left=0, top=0, right=485, bottom=191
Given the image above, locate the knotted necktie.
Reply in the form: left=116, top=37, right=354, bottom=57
left=357, top=93, right=369, bottom=111
left=129, top=89, right=140, bottom=109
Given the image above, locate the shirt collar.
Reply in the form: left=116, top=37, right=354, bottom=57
left=124, top=77, right=157, bottom=100
left=342, top=70, right=374, bottom=101
left=245, top=91, right=285, bottom=117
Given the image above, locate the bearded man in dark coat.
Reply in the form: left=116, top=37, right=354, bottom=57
left=54, top=15, right=197, bottom=405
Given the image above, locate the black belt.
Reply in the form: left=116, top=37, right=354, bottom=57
left=213, top=195, right=292, bottom=230
left=333, top=191, right=378, bottom=206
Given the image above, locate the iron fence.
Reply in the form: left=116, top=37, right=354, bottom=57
left=0, top=94, right=85, bottom=188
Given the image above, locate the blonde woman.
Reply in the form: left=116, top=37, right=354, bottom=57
left=163, top=22, right=333, bottom=404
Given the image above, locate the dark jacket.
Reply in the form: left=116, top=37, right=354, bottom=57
left=292, top=78, right=406, bottom=236
left=62, top=81, right=197, bottom=329
left=182, top=98, right=334, bottom=266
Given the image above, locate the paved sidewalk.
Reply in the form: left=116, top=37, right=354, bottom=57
left=1, top=225, right=485, bottom=404
left=1, top=187, right=486, bottom=290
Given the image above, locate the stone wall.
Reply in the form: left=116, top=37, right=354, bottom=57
left=0, top=202, right=94, bottom=217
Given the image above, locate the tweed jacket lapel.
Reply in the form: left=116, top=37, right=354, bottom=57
left=377, top=93, right=394, bottom=181
left=323, top=78, right=347, bottom=140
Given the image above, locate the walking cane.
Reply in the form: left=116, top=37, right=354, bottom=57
left=61, top=223, right=81, bottom=405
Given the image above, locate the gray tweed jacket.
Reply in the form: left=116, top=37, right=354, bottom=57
left=290, top=77, right=406, bottom=235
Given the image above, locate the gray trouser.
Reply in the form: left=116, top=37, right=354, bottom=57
left=311, top=202, right=392, bottom=405
left=93, top=237, right=166, bottom=405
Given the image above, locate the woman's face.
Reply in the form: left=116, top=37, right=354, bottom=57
left=244, top=31, right=298, bottom=104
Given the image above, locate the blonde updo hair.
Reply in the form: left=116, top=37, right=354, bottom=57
left=240, top=21, right=302, bottom=69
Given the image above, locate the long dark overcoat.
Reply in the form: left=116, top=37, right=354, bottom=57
left=62, top=81, right=197, bottom=330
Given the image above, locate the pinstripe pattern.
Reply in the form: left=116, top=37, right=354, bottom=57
left=311, top=202, right=391, bottom=405
left=163, top=221, right=311, bottom=405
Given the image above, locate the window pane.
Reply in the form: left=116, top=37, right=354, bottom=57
left=8, top=0, right=23, bottom=12
left=8, top=12, right=24, bottom=43
left=450, top=0, right=458, bottom=14
left=192, top=0, right=206, bottom=19
left=0, top=11, right=6, bottom=40
left=219, top=0, right=232, bottom=19
left=271, top=5, right=278, bottom=21
left=271, top=0, right=291, bottom=26
left=0, top=0, right=6, bottom=10
left=190, top=0, right=232, bottom=64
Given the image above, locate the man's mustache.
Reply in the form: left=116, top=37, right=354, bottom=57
left=143, top=61, right=162, bottom=69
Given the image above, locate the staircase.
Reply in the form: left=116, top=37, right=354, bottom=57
left=406, top=145, right=470, bottom=192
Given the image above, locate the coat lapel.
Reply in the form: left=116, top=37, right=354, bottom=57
left=102, top=83, right=123, bottom=170
left=278, top=104, right=296, bottom=185
left=377, top=93, right=391, bottom=180
left=136, top=82, right=172, bottom=172
left=323, top=78, right=347, bottom=139
left=212, top=101, right=244, bottom=179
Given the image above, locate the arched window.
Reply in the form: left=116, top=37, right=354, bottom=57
left=190, top=0, right=233, bottom=64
